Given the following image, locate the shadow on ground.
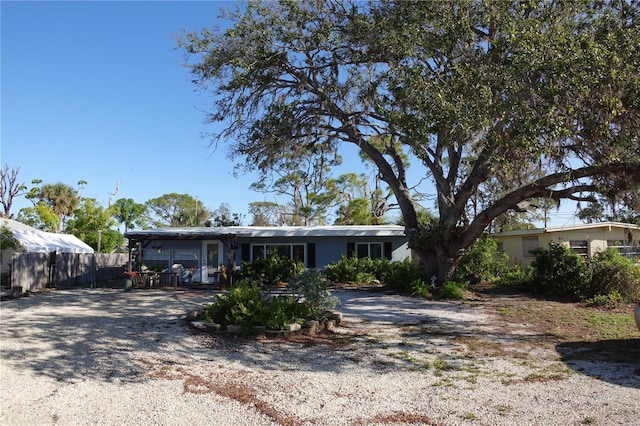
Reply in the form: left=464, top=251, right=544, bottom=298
left=556, top=339, right=640, bottom=389
left=0, top=288, right=487, bottom=384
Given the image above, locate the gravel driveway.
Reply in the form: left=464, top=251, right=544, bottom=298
left=1, top=288, right=638, bottom=425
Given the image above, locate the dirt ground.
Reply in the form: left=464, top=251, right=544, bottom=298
left=2, top=286, right=639, bottom=426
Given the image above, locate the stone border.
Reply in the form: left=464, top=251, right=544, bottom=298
left=186, top=311, right=343, bottom=337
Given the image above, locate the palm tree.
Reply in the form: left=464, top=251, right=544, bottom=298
left=37, top=183, right=80, bottom=232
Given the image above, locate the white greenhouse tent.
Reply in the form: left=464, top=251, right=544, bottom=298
left=2, top=219, right=97, bottom=293
left=2, top=218, right=94, bottom=254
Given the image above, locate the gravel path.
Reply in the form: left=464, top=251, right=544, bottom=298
left=1, top=288, right=638, bottom=425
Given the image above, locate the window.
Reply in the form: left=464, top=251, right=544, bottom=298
left=356, top=242, right=383, bottom=259
left=172, top=249, right=199, bottom=269
left=347, top=243, right=382, bottom=259
left=569, top=240, right=588, bottom=257
left=252, top=244, right=306, bottom=263
left=607, top=239, right=625, bottom=251
left=608, top=240, right=640, bottom=260
left=142, top=247, right=170, bottom=271
left=347, top=241, right=392, bottom=260
left=522, top=236, right=539, bottom=257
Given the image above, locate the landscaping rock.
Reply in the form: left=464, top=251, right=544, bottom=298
left=185, top=310, right=200, bottom=321
left=284, top=323, right=301, bottom=332
left=306, top=320, right=319, bottom=335
left=252, top=325, right=266, bottom=335
left=190, top=321, right=207, bottom=330
left=205, top=322, right=221, bottom=332
left=190, top=321, right=221, bottom=332
left=226, top=324, right=241, bottom=333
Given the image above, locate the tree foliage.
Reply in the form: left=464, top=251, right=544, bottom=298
left=66, top=198, right=124, bottom=252
left=16, top=203, right=60, bottom=232
left=248, top=201, right=285, bottom=226
left=180, top=0, right=640, bottom=282
left=249, top=139, right=342, bottom=225
left=578, top=191, right=640, bottom=225
left=211, top=202, right=244, bottom=226
left=26, top=182, right=81, bottom=232
left=333, top=172, right=391, bottom=225
left=110, top=198, right=147, bottom=233
left=0, top=224, right=22, bottom=250
left=145, top=193, right=210, bottom=227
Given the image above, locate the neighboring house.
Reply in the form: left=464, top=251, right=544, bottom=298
left=124, top=225, right=410, bottom=284
left=492, top=221, right=640, bottom=267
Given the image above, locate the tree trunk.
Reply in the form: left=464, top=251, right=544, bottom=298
left=406, top=219, right=482, bottom=286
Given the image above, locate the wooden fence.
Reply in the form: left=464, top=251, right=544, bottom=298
left=8, top=253, right=129, bottom=293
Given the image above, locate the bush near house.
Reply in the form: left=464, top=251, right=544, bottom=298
left=516, top=242, right=640, bottom=304
left=240, top=253, right=305, bottom=287
left=0, top=225, right=22, bottom=250
left=288, top=269, right=339, bottom=320
left=586, top=249, right=640, bottom=304
left=529, top=242, right=589, bottom=299
left=323, top=256, right=434, bottom=296
left=453, top=233, right=509, bottom=283
left=323, top=255, right=392, bottom=285
left=383, top=258, right=431, bottom=297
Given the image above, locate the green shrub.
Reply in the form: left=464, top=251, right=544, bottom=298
left=205, top=281, right=266, bottom=334
left=325, top=256, right=428, bottom=295
left=409, top=279, right=432, bottom=298
left=368, top=257, right=394, bottom=283
left=384, top=258, right=427, bottom=293
left=288, top=269, right=339, bottom=320
left=323, top=256, right=393, bottom=285
left=587, top=249, right=640, bottom=303
left=454, top=233, right=509, bottom=283
left=323, top=255, right=359, bottom=283
left=204, top=279, right=315, bottom=333
left=438, top=281, right=465, bottom=300
left=585, top=291, right=624, bottom=308
left=529, top=242, right=589, bottom=300
left=496, top=267, right=534, bottom=290
left=240, top=253, right=304, bottom=287
left=261, top=295, right=311, bottom=329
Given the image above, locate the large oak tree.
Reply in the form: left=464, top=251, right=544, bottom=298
left=179, top=0, right=640, bottom=282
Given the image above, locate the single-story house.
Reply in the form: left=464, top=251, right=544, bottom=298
left=492, top=221, right=640, bottom=267
left=124, top=225, right=410, bottom=284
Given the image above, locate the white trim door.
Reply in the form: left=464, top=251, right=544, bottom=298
left=202, top=240, right=223, bottom=284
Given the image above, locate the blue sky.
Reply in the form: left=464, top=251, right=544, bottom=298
left=1, top=1, right=580, bottom=227
left=2, top=0, right=263, bottom=219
